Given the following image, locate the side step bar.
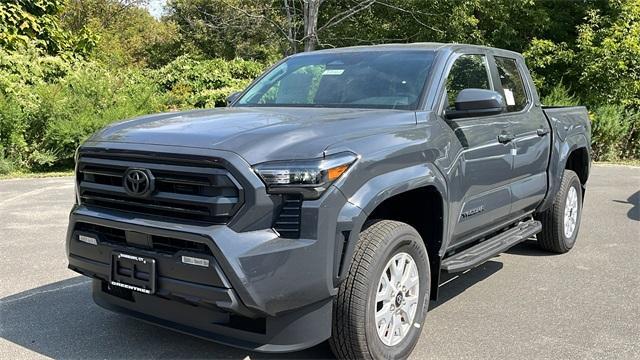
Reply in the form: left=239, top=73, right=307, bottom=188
left=441, top=220, right=542, bottom=273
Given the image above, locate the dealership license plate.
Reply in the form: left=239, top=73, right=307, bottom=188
left=110, top=252, right=156, bottom=294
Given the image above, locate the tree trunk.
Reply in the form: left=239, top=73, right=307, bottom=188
left=283, top=0, right=297, bottom=55
left=303, top=0, right=322, bottom=51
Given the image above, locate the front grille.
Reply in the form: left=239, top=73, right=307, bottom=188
left=76, top=222, right=213, bottom=256
left=77, top=150, right=243, bottom=225
left=153, top=235, right=212, bottom=255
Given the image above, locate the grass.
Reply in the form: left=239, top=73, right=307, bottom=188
left=594, top=160, right=640, bottom=167
left=0, top=170, right=74, bottom=180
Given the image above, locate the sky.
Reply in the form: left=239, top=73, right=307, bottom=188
left=146, top=0, right=167, bottom=19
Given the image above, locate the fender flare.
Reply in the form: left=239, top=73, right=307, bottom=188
left=332, top=163, right=448, bottom=288
left=539, top=133, right=591, bottom=212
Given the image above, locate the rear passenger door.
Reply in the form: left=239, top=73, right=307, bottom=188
left=490, top=55, right=550, bottom=218
left=439, top=53, right=515, bottom=247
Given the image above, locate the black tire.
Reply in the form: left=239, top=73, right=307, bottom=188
left=535, top=169, right=583, bottom=253
left=329, top=220, right=430, bottom=360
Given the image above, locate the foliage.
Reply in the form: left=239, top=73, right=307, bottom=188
left=166, top=0, right=282, bottom=61
left=61, top=0, right=182, bottom=68
left=618, top=110, right=640, bottom=160
left=0, top=48, right=167, bottom=169
left=0, top=46, right=265, bottom=171
left=525, top=0, right=640, bottom=162
left=0, top=0, right=96, bottom=56
left=0, top=155, right=14, bottom=175
left=590, top=105, right=631, bottom=161
left=152, top=55, right=264, bottom=108
left=163, top=0, right=607, bottom=60
left=1, top=0, right=640, bottom=172
left=541, top=84, right=580, bottom=107
left=575, top=0, right=640, bottom=108
left=523, top=39, right=577, bottom=97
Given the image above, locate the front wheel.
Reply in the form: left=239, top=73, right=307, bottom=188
left=329, top=220, right=430, bottom=360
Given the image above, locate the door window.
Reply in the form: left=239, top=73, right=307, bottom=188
left=494, top=57, right=528, bottom=112
left=445, top=54, right=492, bottom=110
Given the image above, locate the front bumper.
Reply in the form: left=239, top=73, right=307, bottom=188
left=66, top=185, right=362, bottom=352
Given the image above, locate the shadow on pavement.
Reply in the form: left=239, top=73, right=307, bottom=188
left=0, top=276, right=333, bottom=359
left=613, top=190, right=639, bottom=221
left=2, top=262, right=507, bottom=359
left=505, top=238, right=559, bottom=257
left=431, top=260, right=503, bottom=310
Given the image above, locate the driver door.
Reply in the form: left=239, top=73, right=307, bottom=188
left=440, top=53, right=516, bottom=247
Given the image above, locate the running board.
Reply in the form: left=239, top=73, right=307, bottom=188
left=441, top=220, right=542, bottom=273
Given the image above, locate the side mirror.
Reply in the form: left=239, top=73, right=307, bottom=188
left=226, top=91, right=242, bottom=106
left=446, top=88, right=506, bottom=119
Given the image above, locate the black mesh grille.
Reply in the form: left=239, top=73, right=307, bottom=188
left=76, top=222, right=213, bottom=256
left=77, top=222, right=127, bottom=244
left=77, top=150, right=243, bottom=225
left=152, top=235, right=212, bottom=255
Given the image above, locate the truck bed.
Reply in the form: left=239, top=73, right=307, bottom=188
left=542, top=105, right=590, bottom=142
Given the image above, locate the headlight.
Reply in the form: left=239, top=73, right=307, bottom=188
left=254, top=152, right=358, bottom=199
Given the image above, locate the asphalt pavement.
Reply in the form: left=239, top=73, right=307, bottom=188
left=1, top=164, right=638, bottom=359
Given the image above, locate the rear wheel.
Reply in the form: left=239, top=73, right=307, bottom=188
left=329, top=220, right=430, bottom=360
left=536, top=170, right=583, bottom=253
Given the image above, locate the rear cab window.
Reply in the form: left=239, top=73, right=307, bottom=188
left=494, top=56, right=528, bottom=112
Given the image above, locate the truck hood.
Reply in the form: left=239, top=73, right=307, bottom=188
left=91, top=107, right=416, bottom=164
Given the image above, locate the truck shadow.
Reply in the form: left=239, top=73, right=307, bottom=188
left=430, top=260, right=503, bottom=310
left=1, top=262, right=505, bottom=360
left=505, top=238, right=559, bottom=257
left=0, top=276, right=333, bottom=359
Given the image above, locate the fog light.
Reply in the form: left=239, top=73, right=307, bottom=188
left=181, top=255, right=209, bottom=268
left=78, top=234, right=98, bottom=245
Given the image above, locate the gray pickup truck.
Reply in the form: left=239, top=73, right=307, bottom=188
left=66, top=43, right=591, bottom=359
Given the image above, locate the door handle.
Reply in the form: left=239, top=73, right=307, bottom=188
left=537, top=127, right=550, bottom=136
left=498, top=133, right=514, bottom=144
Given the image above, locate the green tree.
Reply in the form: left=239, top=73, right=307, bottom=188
left=523, top=38, right=577, bottom=96
left=166, top=0, right=283, bottom=61
left=61, top=0, right=181, bottom=68
left=576, top=0, right=640, bottom=107
left=0, top=0, right=95, bottom=56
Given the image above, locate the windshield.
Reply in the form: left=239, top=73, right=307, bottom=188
left=236, top=50, right=435, bottom=110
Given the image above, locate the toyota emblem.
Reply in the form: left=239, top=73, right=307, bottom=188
left=123, top=168, right=154, bottom=197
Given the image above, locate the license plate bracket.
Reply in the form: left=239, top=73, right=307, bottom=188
left=110, top=252, right=156, bottom=294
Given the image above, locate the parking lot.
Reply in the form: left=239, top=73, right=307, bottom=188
left=1, top=164, right=638, bottom=359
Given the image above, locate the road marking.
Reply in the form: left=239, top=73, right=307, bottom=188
left=0, top=184, right=73, bottom=206
left=1, top=279, right=90, bottom=304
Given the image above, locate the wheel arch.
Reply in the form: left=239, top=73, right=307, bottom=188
left=538, top=133, right=591, bottom=212
left=565, top=146, right=590, bottom=186
left=334, top=163, right=449, bottom=300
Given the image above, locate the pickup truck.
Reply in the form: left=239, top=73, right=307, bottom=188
left=66, top=43, right=591, bottom=359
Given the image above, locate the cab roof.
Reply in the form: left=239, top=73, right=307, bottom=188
left=292, top=42, right=522, bottom=59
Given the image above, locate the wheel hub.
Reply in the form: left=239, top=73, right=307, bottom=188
left=375, top=252, right=420, bottom=346
left=394, top=292, right=404, bottom=307
left=564, top=186, right=579, bottom=238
